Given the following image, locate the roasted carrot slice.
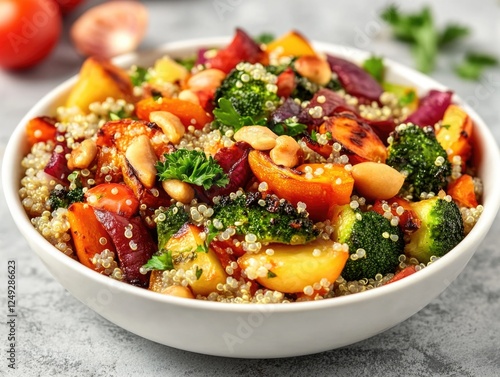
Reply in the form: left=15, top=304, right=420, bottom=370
left=447, top=174, right=478, bottom=208
left=135, top=97, right=212, bottom=129
left=386, top=265, right=417, bottom=284
left=248, top=150, right=354, bottom=221
left=85, top=183, right=140, bottom=218
left=26, top=116, right=57, bottom=146
left=319, top=112, right=387, bottom=164
left=67, top=203, right=116, bottom=271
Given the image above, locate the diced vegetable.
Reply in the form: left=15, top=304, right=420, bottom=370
left=164, top=224, right=227, bottom=296
left=437, top=104, right=473, bottom=166
left=67, top=203, right=116, bottom=271
left=85, top=183, right=140, bottom=218
left=135, top=97, right=212, bottom=129
left=406, top=89, right=453, bottom=127
left=238, top=240, right=349, bottom=293
left=447, top=174, right=478, bottom=208
left=266, top=30, right=316, bottom=57
left=65, top=57, right=134, bottom=111
left=26, top=116, right=57, bottom=146
left=326, top=55, right=383, bottom=101
left=319, top=112, right=388, bottom=164
left=94, top=209, right=156, bottom=287
left=248, top=150, right=354, bottom=221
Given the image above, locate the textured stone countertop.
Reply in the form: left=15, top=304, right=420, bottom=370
left=1, top=0, right=499, bottom=376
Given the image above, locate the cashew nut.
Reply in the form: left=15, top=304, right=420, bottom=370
left=125, top=135, right=157, bottom=189
left=149, top=111, right=185, bottom=145
left=161, top=179, right=195, bottom=204
left=351, top=162, right=405, bottom=200
left=234, top=126, right=278, bottom=150
left=68, top=139, right=97, bottom=170
left=269, top=135, right=302, bottom=168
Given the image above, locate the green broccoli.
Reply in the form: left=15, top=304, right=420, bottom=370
left=214, top=63, right=280, bottom=119
left=405, top=196, right=464, bottom=263
left=156, top=204, right=190, bottom=250
left=47, top=185, right=84, bottom=210
left=386, top=123, right=451, bottom=200
left=332, top=205, right=405, bottom=281
left=208, top=191, right=318, bottom=245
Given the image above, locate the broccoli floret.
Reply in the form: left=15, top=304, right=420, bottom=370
left=157, top=204, right=190, bottom=249
left=214, top=63, right=280, bottom=119
left=333, top=205, right=405, bottom=281
left=387, top=123, right=451, bottom=200
left=405, top=197, right=464, bottom=263
left=47, top=186, right=84, bottom=210
left=209, top=192, right=318, bottom=245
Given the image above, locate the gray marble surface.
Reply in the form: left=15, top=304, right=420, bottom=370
left=1, top=0, right=499, bottom=376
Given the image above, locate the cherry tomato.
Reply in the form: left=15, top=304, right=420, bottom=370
left=85, top=183, right=140, bottom=218
left=55, top=0, right=84, bottom=14
left=0, top=0, right=62, bottom=69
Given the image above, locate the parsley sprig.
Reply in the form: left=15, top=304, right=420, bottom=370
left=142, top=251, right=174, bottom=271
left=156, top=149, right=229, bottom=190
left=381, top=5, right=469, bottom=73
left=363, top=56, right=385, bottom=83
left=455, top=52, right=499, bottom=80
left=213, top=98, right=266, bottom=132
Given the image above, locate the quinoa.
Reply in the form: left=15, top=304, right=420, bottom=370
left=19, top=32, right=484, bottom=304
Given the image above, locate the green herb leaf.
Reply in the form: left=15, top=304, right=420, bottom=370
left=399, top=91, right=416, bottom=106
left=109, top=108, right=128, bottom=121
left=439, top=24, right=470, bottom=47
left=143, top=251, right=174, bottom=271
left=271, top=119, right=307, bottom=138
left=195, top=267, right=203, bottom=280
left=464, top=52, right=498, bottom=66
left=310, top=130, right=318, bottom=142
left=254, top=33, right=275, bottom=45
left=455, top=61, right=483, bottom=80
left=363, top=56, right=385, bottom=83
left=130, top=66, right=150, bottom=87
left=455, top=52, right=498, bottom=80
left=267, top=270, right=277, bottom=278
left=156, top=149, right=229, bottom=190
left=381, top=5, right=470, bottom=74
left=213, top=98, right=265, bottom=132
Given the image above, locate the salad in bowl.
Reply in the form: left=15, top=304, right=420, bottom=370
left=18, top=29, right=485, bottom=305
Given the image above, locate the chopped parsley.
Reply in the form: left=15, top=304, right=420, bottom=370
left=381, top=5, right=469, bottom=73
left=267, top=271, right=277, bottom=278
left=143, top=250, right=174, bottom=271
left=156, top=149, right=229, bottom=190
left=455, top=52, right=498, bottom=80
left=213, top=98, right=265, bottom=132
left=271, top=119, right=308, bottom=138
left=363, top=56, right=385, bottom=83
left=254, top=32, right=275, bottom=45
left=130, top=66, right=150, bottom=87
left=195, top=266, right=203, bottom=280
left=109, top=108, right=129, bottom=120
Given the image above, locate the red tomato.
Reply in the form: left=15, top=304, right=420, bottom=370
left=55, top=0, right=84, bottom=14
left=85, top=183, right=140, bottom=218
left=0, top=0, right=62, bottom=69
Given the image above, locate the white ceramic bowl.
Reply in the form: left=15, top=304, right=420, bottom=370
left=4, top=38, right=500, bottom=358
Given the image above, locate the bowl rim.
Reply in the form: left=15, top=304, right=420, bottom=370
left=3, top=36, right=500, bottom=314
